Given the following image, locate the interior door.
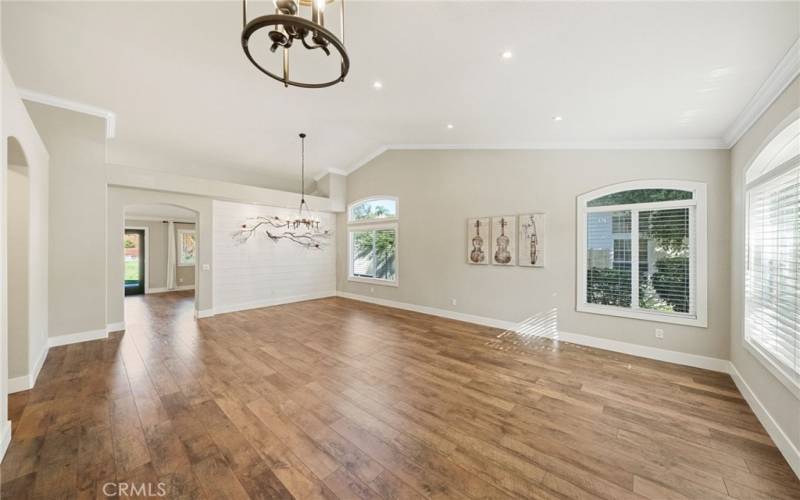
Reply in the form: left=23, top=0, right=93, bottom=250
left=124, top=229, right=145, bottom=296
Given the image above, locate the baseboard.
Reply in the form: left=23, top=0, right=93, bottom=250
left=335, top=291, right=728, bottom=373
left=213, top=291, right=337, bottom=316
left=7, top=344, right=50, bottom=394
left=0, top=420, right=11, bottom=461
left=195, top=309, right=214, bottom=319
left=106, top=322, right=125, bottom=333
left=147, top=285, right=194, bottom=294
left=729, top=363, right=800, bottom=478
left=48, top=328, right=108, bottom=348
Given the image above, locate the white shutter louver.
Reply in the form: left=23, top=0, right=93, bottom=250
left=746, top=164, right=800, bottom=383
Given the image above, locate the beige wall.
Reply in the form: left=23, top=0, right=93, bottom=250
left=730, top=76, right=800, bottom=461
left=25, top=102, right=107, bottom=339
left=124, top=219, right=196, bottom=291
left=338, top=148, right=731, bottom=360
left=7, top=166, right=28, bottom=378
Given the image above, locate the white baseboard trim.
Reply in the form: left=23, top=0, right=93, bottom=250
left=729, top=363, right=800, bottom=478
left=213, top=291, right=337, bottom=316
left=106, top=322, right=125, bottom=333
left=48, top=328, right=108, bottom=348
left=0, top=420, right=11, bottom=461
left=147, top=285, right=195, bottom=294
left=335, top=291, right=729, bottom=373
left=7, top=344, right=50, bottom=394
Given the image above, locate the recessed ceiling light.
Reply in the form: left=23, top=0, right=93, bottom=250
left=372, top=81, right=383, bottom=89
left=552, top=116, right=563, bottom=121
left=501, top=51, right=513, bottom=60
left=446, top=123, right=454, bottom=129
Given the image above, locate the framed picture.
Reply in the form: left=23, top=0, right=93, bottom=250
left=518, top=213, right=545, bottom=267
left=466, top=218, right=490, bottom=264
left=490, top=216, right=516, bottom=266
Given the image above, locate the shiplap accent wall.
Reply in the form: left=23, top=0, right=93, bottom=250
left=212, top=200, right=336, bottom=314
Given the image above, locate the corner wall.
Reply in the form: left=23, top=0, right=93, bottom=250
left=730, top=76, right=800, bottom=474
left=337, top=148, right=731, bottom=361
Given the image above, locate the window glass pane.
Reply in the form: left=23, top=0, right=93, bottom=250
left=588, top=189, right=692, bottom=207
left=587, top=211, right=631, bottom=307
left=350, top=199, right=397, bottom=221
left=351, top=229, right=396, bottom=281
left=638, top=208, right=691, bottom=313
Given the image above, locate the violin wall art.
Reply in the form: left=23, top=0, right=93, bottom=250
left=518, top=213, right=546, bottom=267
left=466, top=218, right=489, bottom=265
left=490, top=216, right=517, bottom=266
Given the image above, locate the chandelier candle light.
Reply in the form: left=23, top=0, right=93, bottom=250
left=235, top=133, right=330, bottom=249
left=241, top=0, right=349, bottom=88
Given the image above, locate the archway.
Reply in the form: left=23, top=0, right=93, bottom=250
left=121, top=203, right=199, bottom=327
left=6, top=137, right=30, bottom=392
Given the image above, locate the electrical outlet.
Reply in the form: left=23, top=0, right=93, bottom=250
left=451, top=298, right=457, bottom=306
left=655, top=328, right=664, bottom=339
left=202, top=264, right=210, bottom=271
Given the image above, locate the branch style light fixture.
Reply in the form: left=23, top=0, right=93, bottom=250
left=235, top=133, right=330, bottom=249
left=241, top=0, right=349, bottom=88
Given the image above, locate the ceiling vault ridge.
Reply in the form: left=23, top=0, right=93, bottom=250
left=18, top=87, right=117, bottom=139
left=723, top=36, right=800, bottom=148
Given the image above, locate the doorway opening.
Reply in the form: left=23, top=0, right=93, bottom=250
left=124, top=229, right=146, bottom=295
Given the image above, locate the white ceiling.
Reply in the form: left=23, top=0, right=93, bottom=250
left=2, top=1, right=798, bottom=188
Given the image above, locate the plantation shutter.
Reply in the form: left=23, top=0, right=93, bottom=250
left=746, top=164, right=800, bottom=382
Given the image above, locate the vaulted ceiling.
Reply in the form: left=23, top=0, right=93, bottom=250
left=3, top=1, right=798, bottom=189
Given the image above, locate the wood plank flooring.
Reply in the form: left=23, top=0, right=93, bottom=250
left=2, top=291, right=798, bottom=499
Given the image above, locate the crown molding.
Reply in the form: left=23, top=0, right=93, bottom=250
left=17, top=88, right=117, bottom=139
left=342, top=139, right=727, bottom=177
left=723, top=37, right=800, bottom=148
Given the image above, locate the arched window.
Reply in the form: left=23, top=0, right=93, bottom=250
left=745, top=116, right=800, bottom=393
left=347, top=197, right=398, bottom=286
left=576, top=180, right=707, bottom=327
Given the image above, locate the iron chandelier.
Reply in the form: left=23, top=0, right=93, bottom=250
left=241, top=0, right=349, bottom=88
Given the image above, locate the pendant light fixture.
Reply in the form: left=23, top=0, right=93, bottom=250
left=235, top=133, right=330, bottom=249
left=241, top=0, right=349, bottom=88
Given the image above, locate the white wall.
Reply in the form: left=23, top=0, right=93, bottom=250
left=1, top=62, right=50, bottom=458
left=338, top=149, right=731, bottom=361
left=7, top=167, right=29, bottom=379
left=213, top=200, right=336, bottom=314
left=730, top=76, right=800, bottom=475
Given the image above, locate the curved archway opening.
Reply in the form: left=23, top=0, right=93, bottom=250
left=6, top=136, right=31, bottom=392
left=122, top=203, right=199, bottom=328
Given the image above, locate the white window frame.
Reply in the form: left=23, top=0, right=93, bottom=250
left=576, top=180, right=708, bottom=327
left=347, top=196, right=399, bottom=225
left=347, top=195, right=399, bottom=287
left=744, top=153, right=800, bottom=398
left=177, top=228, right=197, bottom=267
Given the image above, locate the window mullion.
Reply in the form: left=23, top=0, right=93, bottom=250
left=631, top=210, right=640, bottom=310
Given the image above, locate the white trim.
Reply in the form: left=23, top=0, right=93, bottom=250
left=195, top=309, right=215, bottom=319
left=344, top=146, right=389, bottom=175
left=213, top=291, right=336, bottom=315
left=125, top=225, right=149, bottom=293
left=126, top=215, right=196, bottom=224
left=146, top=287, right=169, bottom=294
left=106, top=322, right=125, bottom=333
left=48, top=328, right=108, bottom=348
left=336, top=291, right=728, bottom=372
left=146, top=285, right=194, bottom=294
left=7, top=343, right=49, bottom=394
left=17, top=88, right=117, bottom=139
left=729, top=363, right=800, bottom=478
left=348, top=222, right=399, bottom=287
left=743, top=339, right=800, bottom=399
left=575, top=180, right=708, bottom=329
left=723, top=37, right=800, bottom=148
left=0, top=421, right=11, bottom=461
left=313, top=168, right=349, bottom=182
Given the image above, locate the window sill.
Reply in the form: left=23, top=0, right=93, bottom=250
left=744, top=339, right=800, bottom=400
left=348, top=276, right=398, bottom=288
left=576, top=303, right=707, bottom=328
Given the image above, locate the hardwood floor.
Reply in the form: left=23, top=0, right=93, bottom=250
left=2, top=291, right=798, bottom=499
